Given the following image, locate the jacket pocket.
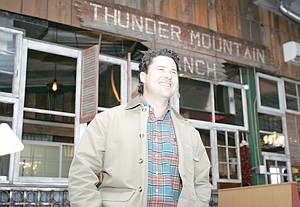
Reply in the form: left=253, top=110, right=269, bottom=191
left=100, top=188, right=135, bottom=207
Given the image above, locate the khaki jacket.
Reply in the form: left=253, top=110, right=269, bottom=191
left=68, top=96, right=211, bottom=207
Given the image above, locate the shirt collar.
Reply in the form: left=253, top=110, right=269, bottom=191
left=140, top=95, right=171, bottom=118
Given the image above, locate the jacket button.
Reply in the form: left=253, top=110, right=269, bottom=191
left=138, top=158, right=143, bottom=164
left=139, top=187, right=143, bottom=192
left=139, top=133, right=145, bottom=138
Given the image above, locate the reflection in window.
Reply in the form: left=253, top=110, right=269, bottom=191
left=19, top=142, right=73, bottom=178
left=259, top=77, right=279, bottom=109
left=285, top=81, right=300, bottom=112
left=20, top=144, right=60, bottom=177
left=179, top=78, right=212, bottom=121
left=259, top=114, right=282, bottom=132
left=214, top=86, right=244, bottom=126
left=25, top=50, right=76, bottom=115
left=0, top=102, right=14, bottom=178
left=259, top=114, right=285, bottom=153
left=99, top=63, right=121, bottom=108
left=0, top=30, right=16, bottom=94
left=131, top=70, right=139, bottom=99
left=217, top=131, right=238, bottom=180
left=197, top=129, right=211, bottom=162
left=265, top=159, right=288, bottom=184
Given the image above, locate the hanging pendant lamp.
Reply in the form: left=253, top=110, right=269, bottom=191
left=47, top=64, right=63, bottom=93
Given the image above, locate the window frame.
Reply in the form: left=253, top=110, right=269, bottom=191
left=262, top=151, right=291, bottom=184
left=256, top=73, right=285, bottom=115
left=283, top=78, right=300, bottom=114
left=256, top=72, right=292, bottom=183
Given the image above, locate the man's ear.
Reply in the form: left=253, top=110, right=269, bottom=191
left=140, top=72, right=146, bottom=84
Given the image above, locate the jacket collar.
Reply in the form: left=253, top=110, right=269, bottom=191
left=125, top=95, right=143, bottom=110
left=125, top=95, right=186, bottom=121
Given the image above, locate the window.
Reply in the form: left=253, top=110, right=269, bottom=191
left=259, top=113, right=285, bottom=153
left=179, top=68, right=247, bottom=189
left=0, top=103, right=13, bottom=180
left=285, top=80, right=300, bottom=112
left=179, top=78, right=212, bottom=121
left=217, top=130, right=240, bottom=181
left=263, top=153, right=289, bottom=184
left=197, top=129, right=211, bottom=162
left=256, top=74, right=284, bottom=113
left=197, top=129, right=212, bottom=183
left=0, top=30, right=17, bottom=94
left=98, top=62, right=121, bottom=109
left=256, top=73, right=292, bottom=183
left=179, top=77, right=246, bottom=127
left=214, top=85, right=244, bottom=126
left=20, top=140, right=73, bottom=178
left=259, top=78, right=280, bottom=109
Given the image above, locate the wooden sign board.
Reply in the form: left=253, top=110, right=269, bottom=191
left=75, top=1, right=276, bottom=81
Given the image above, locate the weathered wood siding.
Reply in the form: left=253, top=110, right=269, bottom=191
left=0, top=0, right=299, bottom=79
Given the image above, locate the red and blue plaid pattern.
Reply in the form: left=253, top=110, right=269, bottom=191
left=146, top=104, right=182, bottom=207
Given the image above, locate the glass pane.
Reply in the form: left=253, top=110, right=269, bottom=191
left=131, top=70, right=139, bottom=99
left=0, top=73, right=13, bottom=93
left=26, top=51, right=76, bottom=113
left=259, top=78, right=279, bottom=109
left=215, top=87, right=244, bottom=126
left=259, top=114, right=282, bottom=132
left=228, top=132, right=236, bottom=147
left=21, top=112, right=74, bottom=178
left=20, top=144, right=59, bottom=177
left=266, top=160, right=276, bottom=172
left=260, top=132, right=285, bottom=153
left=217, top=131, right=226, bottom=145
left=61, top=145, right=74, bottom=178
left=229, top=163, right=238, bottom=179
left=278, top=161, right=287, bottom=169
left=205, top=148, right=211, bottom=163
left=99, top=62, right=121, bottom=108
left=0, top=102, right=14, bottom=178
left=285, top=81, right=296, bottom=96
left=286, top=96, right=298, bottom=111
left=197, top=129, right=210, bottom=147
left=25, top=50, right=76, bottom=116
left=179, top=78, right=212, bottom=121
left=0, top=31, right=16, bottom=94
left=218, top=147, right=227, bottom=162
left=228, top=148, right=237, bottom=159
left=269, top=167, right=280, bottom=184
left=198, top=127, right=211, bottom=163
left=219, top=163, right=228, bottom=179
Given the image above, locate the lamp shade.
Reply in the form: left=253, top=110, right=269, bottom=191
left=0, top=123, right=24, bottom=156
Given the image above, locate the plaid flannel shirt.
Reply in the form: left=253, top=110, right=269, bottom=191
left=144, top=101, right=182, bottom=207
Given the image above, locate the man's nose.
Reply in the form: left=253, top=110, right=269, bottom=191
left=164, top=70, right=172, bottom=79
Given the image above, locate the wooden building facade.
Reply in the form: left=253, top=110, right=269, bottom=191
left=0, top=0, right=300, bottom=206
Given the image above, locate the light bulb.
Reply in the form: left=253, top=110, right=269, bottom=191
left=52, top=81, right=58, bottom=91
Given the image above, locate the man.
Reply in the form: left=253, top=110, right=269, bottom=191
left=68, top=48, right=212, bottom=206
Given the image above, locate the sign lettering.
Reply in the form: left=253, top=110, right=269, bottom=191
left=76, top=1, right=275, bottom=81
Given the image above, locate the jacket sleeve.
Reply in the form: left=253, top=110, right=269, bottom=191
left=68, top=113, right=107, bottom=207
left=192, top=129, right=212, bottom=207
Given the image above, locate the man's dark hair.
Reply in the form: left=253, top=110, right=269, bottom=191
left=138, top=48, right=180, bottom=94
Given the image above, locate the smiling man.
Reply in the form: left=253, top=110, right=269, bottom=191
left=68, top=48, right=212, bottom=207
